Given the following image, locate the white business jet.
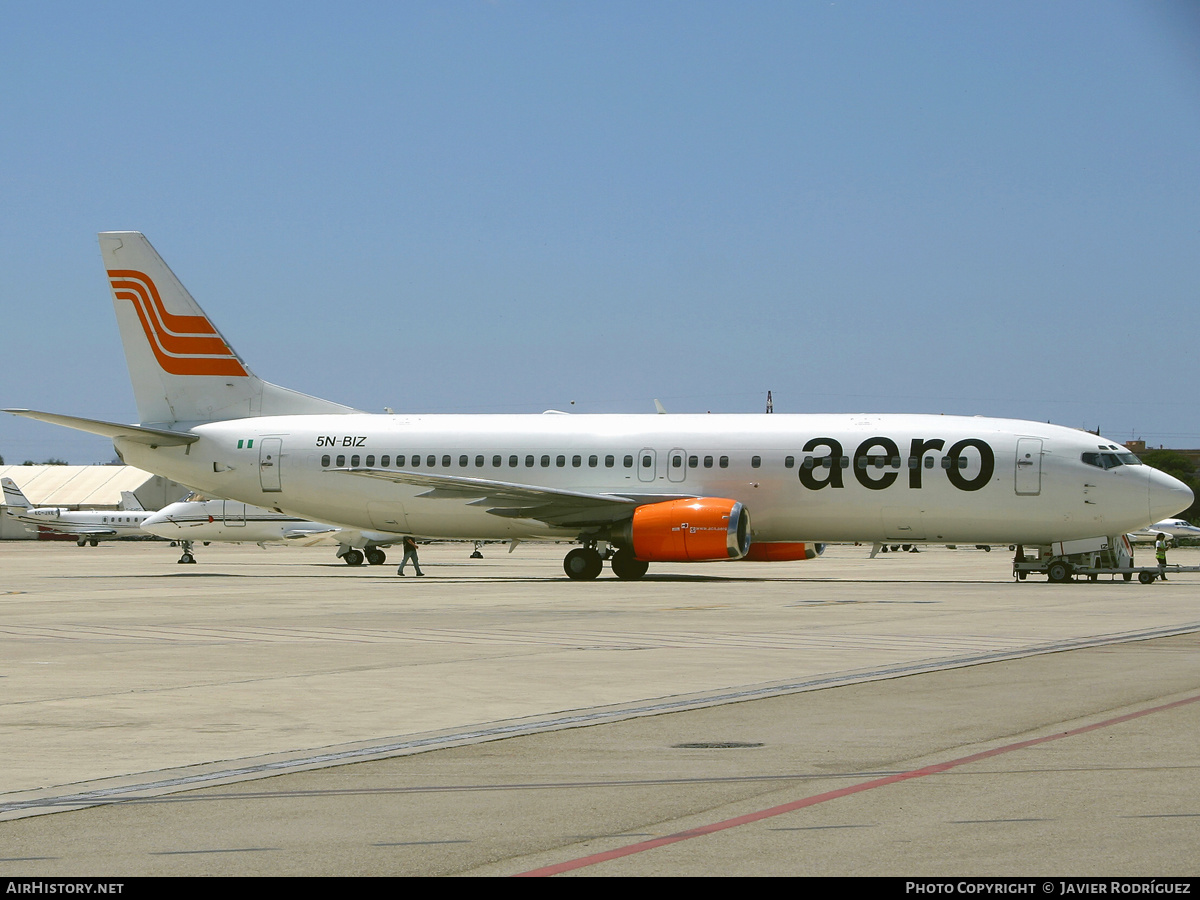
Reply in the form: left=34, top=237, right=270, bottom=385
left=2, top=476, right=152, bottom=545
left=142, top=493, right=399, bottom=565
left=1130, top=518, right=1200, bottom=542
left=5, top=233, right=1193, bottom=580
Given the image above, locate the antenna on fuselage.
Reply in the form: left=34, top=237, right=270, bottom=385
left=766, top=390, right=773, bottom=414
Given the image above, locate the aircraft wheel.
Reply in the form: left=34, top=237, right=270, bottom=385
left=563, top=547, right=603, bottom=581
left=1138, top=571, right=1155, bottom=585
left=1046, top=561, right=1071, bottom=583
left=343, top=549, right=364, bottom=566
left=178, top=553, right=194, bottom=564
left=365, top=548, right=386, bottom=566
left=611, top=550, right=649, bottom=581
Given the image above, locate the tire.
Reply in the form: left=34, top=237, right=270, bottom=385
left=343, top=549, right=364, bottom=566
left=1047, top=561, right=1071, bottom=583
left=563, top=547, right=603, bottom=580
left=1138, top=571, right=1155, bottom=585
left=611, top=550, right=649, bottom=581
left=179, top=553, right=194, bottom=564
left=365, top=548, right=386, bottom=566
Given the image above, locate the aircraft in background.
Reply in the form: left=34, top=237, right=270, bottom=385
left=1130, top=518, right=1200, bottom=542
left=2, top=476, right=152, bottom=545
left=141, top=493, right=399, bottom=565
left=5, top=232, right=1193, bottom=581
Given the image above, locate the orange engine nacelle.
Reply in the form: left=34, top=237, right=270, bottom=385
left=741, top=541, right=825, bottom=562
left=624, top=498, right=751, bottom=562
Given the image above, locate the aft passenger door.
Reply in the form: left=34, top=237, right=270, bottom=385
left=259, top=438, right=283, bottom=492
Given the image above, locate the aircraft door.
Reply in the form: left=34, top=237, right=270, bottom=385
left=223, top=501, right=246, bottom=527
left=1015, top=438, right=1043, bottom=495
left=259, top=438, right=283, bottom=492
left=667, top=448, right=687, bottom=483
left=637, top=448, right=657, bottom=483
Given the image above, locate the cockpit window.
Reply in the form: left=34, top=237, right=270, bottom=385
left=1082, top=452, right=1135, bottom=470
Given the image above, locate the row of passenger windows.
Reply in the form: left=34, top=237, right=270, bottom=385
left=320, top=453, right=734, bottom=470
left=317, top=453, right=969, bottom=470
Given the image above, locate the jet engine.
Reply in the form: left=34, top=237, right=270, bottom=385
left=741, top=541, right=825, bottom=562
left=613, top=498, right=751, bottom=562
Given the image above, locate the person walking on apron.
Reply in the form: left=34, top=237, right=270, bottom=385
left=398, top=536, right=425, bottom=576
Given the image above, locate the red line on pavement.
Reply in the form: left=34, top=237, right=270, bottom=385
left=515, top=692, right=1200, bottom=876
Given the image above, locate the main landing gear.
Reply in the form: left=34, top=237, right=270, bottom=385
left=338, top=547, right=388, bottom=566
left=563, top=543, right=649, bottom=581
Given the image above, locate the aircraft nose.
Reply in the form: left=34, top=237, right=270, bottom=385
left=1147, top=467, right=1194, bottom=523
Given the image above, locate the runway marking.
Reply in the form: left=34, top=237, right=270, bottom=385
left=3, top=623, right=1196, bottom=819
left=513, top=691, right=1200, bottom=877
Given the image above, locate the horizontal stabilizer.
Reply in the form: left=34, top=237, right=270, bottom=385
left=4, top=410, right=198, bottom=447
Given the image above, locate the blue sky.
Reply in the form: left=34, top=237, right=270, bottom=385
left=3, top=1, right=1198, bottom=464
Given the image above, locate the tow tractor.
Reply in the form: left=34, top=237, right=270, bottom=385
left=1013, top=535, right=1197, bottom=584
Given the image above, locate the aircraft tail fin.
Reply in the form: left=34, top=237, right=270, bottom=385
left=119, top=491, right=145, bottom=511
left=2, top=477, right=33, bottom=511
left=98, top=232, right=358, bottom=426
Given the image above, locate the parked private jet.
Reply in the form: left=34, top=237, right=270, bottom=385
left=2, top=476, right=152, bottom=545
left=1131, top=518, right=1200, bottom=542
left=5, top=233, right=1193, bottom=579
left=141, top=493, right=400, bottom=565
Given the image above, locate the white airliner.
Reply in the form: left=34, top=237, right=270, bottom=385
left=142, top=494, right=399, bottom=565
left=2, top=476, right=152, bottom=545
left=5, top=232, right=1193, bottom=580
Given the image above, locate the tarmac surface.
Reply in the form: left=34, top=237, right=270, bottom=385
left=1, top=539, right=1198, bottom=876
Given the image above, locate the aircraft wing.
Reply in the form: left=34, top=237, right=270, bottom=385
left=42, top=525, right=119, bottom=536
left=334, top=468, right=694, bottom=527
left=280, top=524, right=340, bottom=539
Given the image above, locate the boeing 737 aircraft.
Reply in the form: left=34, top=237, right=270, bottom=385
left=5, top=233, right=1193, bottom=580
left=2, top=477, right=152, bottom=545
left=142, top=494, right=400, bottom=565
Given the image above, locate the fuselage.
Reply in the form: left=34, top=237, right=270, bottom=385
left=140, top=498, right=333, bottom=544
left=113, top=412, right=1192, bottom=547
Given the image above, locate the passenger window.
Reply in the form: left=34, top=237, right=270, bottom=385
left=751, top=456, right=761, bottom=468
left=541, top=455, right=551, bottom=467
left=641, top=455, right=652, bottom=468
left=589, top=455, right=598, bottom=467
left=689, top=455, right=698, bottom=468
left=351, top=455, right=361, bottom=466
left=605, top=455, right=615, bottom=467
left=802, top=456, right=814, bottom=469
left=411, top=456, right=420, bottom=468
left=509, top=455, right=518, bottom=467
left=365, top=455, right=375, bottom=467
left=784, top=456, right=794, bottom=468
left=840, top=457, right=850, bottom=468
left=704, top=456, right=713, bottom=468
left=428, top=455, right=437, bottom=466
left=624, top=455, right=634, bottom=468
left=719, top=456, right=729, bottom=468
left=941, top=457, right=951, bottom=469
left=459, top=455, right=468, bottom=467
left=924, top=457, right=934, bottom=469
left=336, top=455, right=346, bottom=467
left=381, top=455, right=390, bottom=467
left=321, top=455, right=330, bottom=467
left=572, top=455, right=582, bottom=467
left=492, top=455, right=501, bottom=467
left=556, top=455, right=566, bottom=467
left=525, top=455, right=535, bottom=467
left=475, top=455, right=485, bottom=467
left=672, top=455, right=683, bottom=468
